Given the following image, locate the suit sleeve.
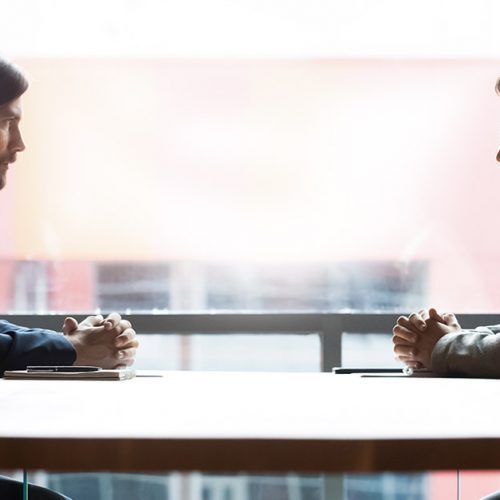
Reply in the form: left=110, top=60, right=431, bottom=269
left=0, top=320, right=76, bottom=376
left=431, top=324, right=500, bottom=378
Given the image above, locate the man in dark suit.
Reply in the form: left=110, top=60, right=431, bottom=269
left=0, top=57, right=139, bottom=498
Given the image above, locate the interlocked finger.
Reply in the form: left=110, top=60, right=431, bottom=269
left=393, top=324, right=418, bottom=343
left=392, top=336, right=413, bottom=346
left=104, top=312, right=122, bottom=330
left=394, top=343, right=418, bottom=358
left=115, top=328, right=138, bottom=348
left=119, top=320, right=132, bottom=331
left=115, top=348, right=137, bottom=367
left=408, top=312, right=426, bottom=331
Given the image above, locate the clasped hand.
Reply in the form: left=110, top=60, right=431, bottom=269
left=63, top=313, right=139, bottom=369
left=392, top=307, right=460, bottom=370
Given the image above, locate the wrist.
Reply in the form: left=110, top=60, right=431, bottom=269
left=63, top=331, right=83, bottom=364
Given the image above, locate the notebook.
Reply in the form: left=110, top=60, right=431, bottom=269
left=4, top=368, right=136, bottom=380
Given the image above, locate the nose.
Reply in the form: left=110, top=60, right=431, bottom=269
left=9, top=121, right=25, bottom=155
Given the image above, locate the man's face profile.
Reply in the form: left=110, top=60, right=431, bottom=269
left=0, top=97, right=25, bottom=190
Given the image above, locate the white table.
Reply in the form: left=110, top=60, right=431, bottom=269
left=0, top=371, right=499, bottom=472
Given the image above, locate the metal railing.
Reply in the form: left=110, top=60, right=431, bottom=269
left=3, top=312, right=499, bottom=372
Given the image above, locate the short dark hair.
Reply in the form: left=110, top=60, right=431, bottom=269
left=0, top=57, right=28, bottom=106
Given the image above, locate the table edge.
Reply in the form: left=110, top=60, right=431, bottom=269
left=1, top=437, right=500, bottom=472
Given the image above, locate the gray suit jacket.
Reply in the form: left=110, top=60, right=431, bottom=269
left=432, top=325, right=500, bottom=377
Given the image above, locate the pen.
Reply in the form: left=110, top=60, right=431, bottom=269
left=333, top=368, right=405, bottom=374
left=27, top=366, right=101, bottom=372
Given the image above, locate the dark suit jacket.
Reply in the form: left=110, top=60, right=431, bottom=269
left=0, top=320, right=76, bottom=375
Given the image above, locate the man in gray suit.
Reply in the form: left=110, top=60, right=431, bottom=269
left=392, top=78, right=500, bottom=379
